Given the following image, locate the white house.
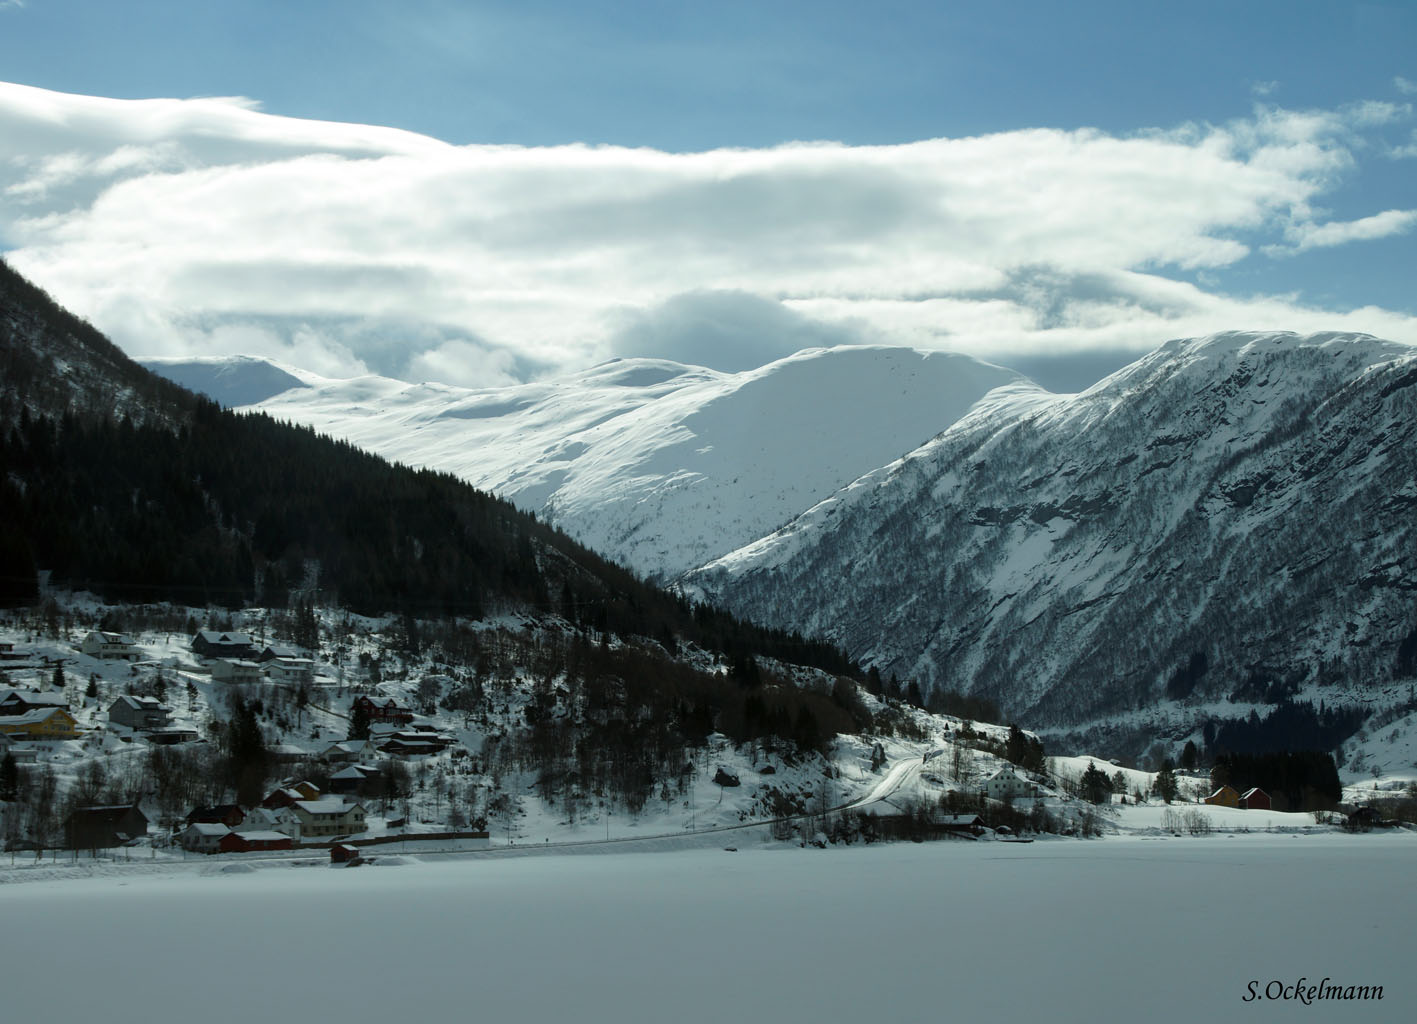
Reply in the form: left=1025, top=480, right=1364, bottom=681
left=984, top=764, right=1036, bottom=801
left=241, top=805, right=302, bottom=841
left=265, top=657, right=315, bottom=687
left=289, top=797, right=367, bottom=841
left=80, top=631, right=139, bottom=660
left=179, top=821, right=231, bottom=853
left=210, top=659, right=263, bottom=685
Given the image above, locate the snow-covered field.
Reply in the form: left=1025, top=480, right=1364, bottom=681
left=3, top=834, right=1411, bottom=1024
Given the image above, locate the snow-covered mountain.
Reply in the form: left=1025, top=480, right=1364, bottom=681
left=687, top=331, right=1417, bottom=736
left=139, top=355, right=312, bottom=408
left=145, top=329, right=1417, bottom=748
left=239, top=346, right=1024, bottom=579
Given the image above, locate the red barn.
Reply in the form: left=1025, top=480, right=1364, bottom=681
left=219, top=830, right=294, bottom=853
left=1239, top=787, right=1271, bottom=810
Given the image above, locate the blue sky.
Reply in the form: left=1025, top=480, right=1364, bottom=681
left=1, top=0, right=1414, bottom=389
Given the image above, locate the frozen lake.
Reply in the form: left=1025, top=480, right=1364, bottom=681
left=2, top=832, right=1411, bottom=1023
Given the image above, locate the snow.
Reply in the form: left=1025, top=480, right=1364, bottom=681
left=140, top=354, right=315, bottom=406
left=2, top=835, right=1412, bottom=1023
left=687, top=330, right=1417, bottom=739
left=237, top=345, right=1025, bottom=578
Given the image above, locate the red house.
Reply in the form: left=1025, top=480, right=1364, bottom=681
left=353, top=695, right=414, bottom=724
left=1239, top=787, right=1271, bottom=810
left=331, top=843, right=362, bottom=864
left=219, top=830, right=294, bottom=853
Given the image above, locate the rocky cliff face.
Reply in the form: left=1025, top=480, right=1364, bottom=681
left=688, top=332, right=1417, bottom=741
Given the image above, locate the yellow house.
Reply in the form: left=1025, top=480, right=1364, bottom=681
left=0, top=707, right=80, bottom=740
left=1202, top=784, right=1240, bottom=808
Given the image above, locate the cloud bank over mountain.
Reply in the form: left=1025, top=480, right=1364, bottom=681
left=2, top=81, right=1415, bottom=384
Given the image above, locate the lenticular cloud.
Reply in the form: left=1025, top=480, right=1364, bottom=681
left=1, top=81, right=1414, bottom=381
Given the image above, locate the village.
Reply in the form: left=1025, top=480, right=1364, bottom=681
left=1, top=606, right=1410, bottom=869
left=0, top=616, right=498, bottom=861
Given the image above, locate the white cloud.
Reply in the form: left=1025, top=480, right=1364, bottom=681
left=1396, top=76, right=1417, bottom=96
left=1, top=81, right=1415, bottom=382
left=1276, top=209, right=1417, bottom=253
left=404, top=339, right=521, bottom=389
left=607, top=290, right=865, bottom=371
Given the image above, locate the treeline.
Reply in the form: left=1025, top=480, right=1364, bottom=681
left=1, top=255, right=862, bottom=683
left=0, top=403, right=860, bottom=678
left=1206, top=700, right=1365, bottom=757
left=1211, top=750, right=1341, bottom=811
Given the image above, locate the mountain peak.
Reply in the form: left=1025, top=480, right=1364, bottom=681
left=140, top=355, right=313, bottom=407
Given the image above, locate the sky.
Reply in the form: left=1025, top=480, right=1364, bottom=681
left=1, top=1, right=1415, bottom=392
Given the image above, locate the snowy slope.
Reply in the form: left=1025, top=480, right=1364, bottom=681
left=689, top=331, right=1417, bottom=737
left=243, top=346, right=1024, bottom=578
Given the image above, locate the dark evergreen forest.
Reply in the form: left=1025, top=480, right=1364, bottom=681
left=0, top=257, right=859, bottom=681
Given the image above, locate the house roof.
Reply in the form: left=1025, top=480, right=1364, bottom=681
left=194, top=631, right=254, bottom=645
left=230, top=830, right=290, bottom=842
left=111, top=695, right=168, bottom=711
left=294, top=796, right=360, bottom=812
left=0, top=689, right=68, bottom=707
left=323, top=740, right=371, bottom=753
left=5, top=707, right=75, bottom=726
left=1241, top=787, right=1268, bottom=798
left=68, top=803, right=147, bottom=825
left=184, top=822, right=231, bottom=836
left=331, top=765, right=380, bottom=780
left=87, top=630, right=135, bottom=643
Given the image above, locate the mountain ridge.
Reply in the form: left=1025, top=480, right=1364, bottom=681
left=687, top=330, right=1417, bottom=749
left=228, top=344, right=1030, bottom=578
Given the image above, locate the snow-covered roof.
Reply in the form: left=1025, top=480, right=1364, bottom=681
left=111, top=694, right=167, bottom=710
left=0, top=689, right=68, bottom=706
left=184, top=822, right=231, bottom=837
left=194, top=631, right=253, bottom=644
left=3, top=707, right=74, bottom=725
left=82, top=630, right=135, bottom=645
left=230, top=830, right=290, bottom=842
left=331, top=764, right=380, bottom=779
left=324, top=740, right=371, bottom=752
left=294, top=797, right=361, bottom=813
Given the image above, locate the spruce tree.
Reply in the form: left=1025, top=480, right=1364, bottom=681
left=1080, top=761, right=1112, bottom=804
